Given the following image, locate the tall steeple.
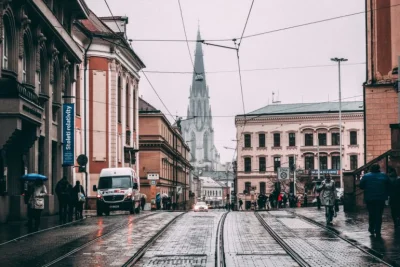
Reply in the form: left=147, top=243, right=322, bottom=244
left=191, top=29, right=208, bottom=98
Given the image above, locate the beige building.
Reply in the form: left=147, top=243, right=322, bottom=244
left=0, top=0, right=89, bottom=222
left=73, top=11, right=145, bottom=197
left=235, top=101, right=364, bottom=201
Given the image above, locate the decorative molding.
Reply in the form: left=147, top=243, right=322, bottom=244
left=18, top=6, right=31, bottom=58
left=49, top=40, right=59, bottom=84
left=35, top=26, right=46, bottom=71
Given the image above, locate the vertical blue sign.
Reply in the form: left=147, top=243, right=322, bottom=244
left=62, top=103, right=75, bottom=166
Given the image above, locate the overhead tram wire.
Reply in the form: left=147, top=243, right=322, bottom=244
left=102, top=0, right=176, bottom=123
left=177, top=0, right=197, bottom=76
left=238, top=0, right=255, bottom=48
left=127, top=3, right=400, bottom=43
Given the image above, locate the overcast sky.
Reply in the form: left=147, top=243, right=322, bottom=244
left=85, top=0, right=365, bottom=163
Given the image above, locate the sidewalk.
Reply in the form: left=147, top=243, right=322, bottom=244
left=291, top=206, right=400, bottom=266
left=0, top=210, right=128, bottom=245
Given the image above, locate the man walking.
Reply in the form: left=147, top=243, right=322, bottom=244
left=55, top=176, right=72, bottom=223
left=388, top=168, right=400, bottom=229
left=360, top=164, right=389, bottom=237
left=239, top=199, right=243, bottom=211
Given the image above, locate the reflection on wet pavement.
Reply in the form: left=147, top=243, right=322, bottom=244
left=291, top=207, right=400, bottom=266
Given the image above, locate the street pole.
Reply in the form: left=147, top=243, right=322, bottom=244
left=331, top=57, right=348, bottom=189
left=293, top=155, right=296, bottom=196
left=317, top=138, right=320, bottom=180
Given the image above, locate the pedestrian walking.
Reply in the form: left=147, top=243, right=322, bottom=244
left=24, top=181, right=34, bottom=227
left=277, top=193, right=283, bottom=209
left=266, top=195, right=271, bottom=210
left=283, top=193, right=288, bottom=208
left=303, top=193, right=308, bottom=207
left=28, top=179, right=47, bottom=231
left=239, top=199, right=243, bottom=210
left=140, top=195, right=146, bottom=211
left=388, top=168, right=400, bottom=229
left=55, top=176, right=72, bottom=223
left=73, top=181, right=85, bottom=220
left=316, top=174, right=336, bottom=226
left=359, top=164, right=389, bottom=237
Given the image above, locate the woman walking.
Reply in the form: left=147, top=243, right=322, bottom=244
left=29, top=179, right=47, bottom=231
left=73, top=181, right=85, bottom=220
left=317, top=174, right=336, bottom=226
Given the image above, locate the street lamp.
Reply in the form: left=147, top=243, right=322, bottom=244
left=331, top=57, right=348, bottom=189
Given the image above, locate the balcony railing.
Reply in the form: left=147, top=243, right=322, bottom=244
left=300, top=145, right=343, bottom=152
left=0, top=77, right=40, bottom=106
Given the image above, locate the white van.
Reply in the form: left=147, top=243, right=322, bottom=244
left=93, top=167, right=141, bottom=216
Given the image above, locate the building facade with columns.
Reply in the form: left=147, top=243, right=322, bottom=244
left=235, top=101, right=364, bottom=201
left=0, top=0, right=89, bottom=222
left=73, top=10, right=145, bottom=197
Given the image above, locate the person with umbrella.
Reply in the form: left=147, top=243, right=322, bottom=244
left=29, top=178, right=47, bottom=231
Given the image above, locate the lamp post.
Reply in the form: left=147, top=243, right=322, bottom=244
left=331, top=57, right=348, bottom=189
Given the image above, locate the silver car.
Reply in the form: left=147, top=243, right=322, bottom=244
left=194, top=202, right=208, bottom=212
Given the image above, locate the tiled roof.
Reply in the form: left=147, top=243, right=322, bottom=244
left=139, top=97, right=159, bottom=112
left=241, top=101, right=363, bottom=116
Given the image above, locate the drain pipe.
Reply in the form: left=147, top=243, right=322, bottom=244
left=83, top=35, right=93, bottom=199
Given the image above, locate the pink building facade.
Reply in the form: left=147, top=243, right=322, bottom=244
left=235, top=101, right=364, bottom=200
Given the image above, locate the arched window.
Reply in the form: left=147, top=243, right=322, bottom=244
left=125, top=82, right=130, bottom=128
left=117, top=76, right=122, bottom=123
left=2, top=19, right=10, bottom=69
left=75, top=65, right=81, bottom=115
left=203, top=132, right=208, bottom=160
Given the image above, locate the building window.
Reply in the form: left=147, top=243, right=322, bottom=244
left=244, top=157, right=251, bottom=172
left=350, top=131, right=357, bottom=145
left=332, top=132, right=340, bottom=145
left=289, top=133, right=296, bottom=146
left=274, top=157, right=281, bottom=172
left=350, top=155, right=358, bottom=170
left=319, top=155, right=327, bottom=170
left=259, top=157, right=266, bottom=172
left=288, top=156, right=294, bottom=171
left=260, top=182, right=266, bottom=195
left=126, top=83, right=130, bottom=128
left=258, top=133, right=265, bottom=147
left=2, top=21, right=9, bottom=69
left=305, top=154, right=314, bottom=170
left=22, top=49, right=27, bottom=83
left=244, top=134, right=251, bottom=148
left=332, top=155, right=340, bottom=170
left=305, top=133, right=313, bottom=146
left=117, top=77, right=122, bottom=123
left=132, top=85, right=136, bottom=130
left=273, top=133, right=280, bottom=147
left=244, top=182, right=251, bottom=194
left=75, top=66, right=81, bottom=115
left=318, top=133, right=327, bottom=146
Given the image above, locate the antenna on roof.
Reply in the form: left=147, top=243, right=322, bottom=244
left=272, top=91, right=281, bottom=104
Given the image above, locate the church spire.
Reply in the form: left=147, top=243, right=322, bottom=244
left=191, top=29, right=207, bottom=96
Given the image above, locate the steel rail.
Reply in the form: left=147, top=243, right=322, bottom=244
left=254, top=212, right=310, bottom=267
left=123, top=212, right=187, bottom=266
left=292, top=211, right=393, bottom=267
left=42, top=212, right=158, bottom=267
left=215, top=212, right=228, bottom=267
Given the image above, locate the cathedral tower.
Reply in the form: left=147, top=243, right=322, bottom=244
left=181, top=29, right=220, bottom=172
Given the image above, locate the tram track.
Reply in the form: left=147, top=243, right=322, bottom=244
left=122, top=212, right=187, bottom=266
left=42, top=212, right=159, bottom=267
left=292, top=212, right=393, bottom=267
left=215, top=211, right=228, bottom=267
left=254, top=212, right=310, bottom=267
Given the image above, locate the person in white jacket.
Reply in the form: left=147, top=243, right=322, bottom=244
left=29, top=179, right=47, bottom=231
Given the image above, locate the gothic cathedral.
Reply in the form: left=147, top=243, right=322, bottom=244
left=181, top=30, right=221, bottom=172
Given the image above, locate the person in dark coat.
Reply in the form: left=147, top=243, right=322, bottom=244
left=388, top=168, right=400, bottom=229
left=73, top=181, right=85, bottom=220
left=303, top=193, right=308, bottom=207
left=24, top=181, right=34, bottom=227
left=359, top=164, right=390, bottom=237
left=55, top=176, right=72, bottom=223
left=140, top=195, right=146, bottom=211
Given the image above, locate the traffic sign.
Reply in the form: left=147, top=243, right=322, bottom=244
left=147, top=173, right=159, bottom=180
left=176, top=186, right=182, bottom=194
left=278, top=167, right=290, bottom=180
left=150, top=180, right=156, bottom=185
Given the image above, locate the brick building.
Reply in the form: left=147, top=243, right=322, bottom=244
left=138, top=98, right=191, bottom=209
left=364, top=0, right=400, bottom=162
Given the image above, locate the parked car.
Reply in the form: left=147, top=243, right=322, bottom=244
left=194, top=202, right=208, bottom=212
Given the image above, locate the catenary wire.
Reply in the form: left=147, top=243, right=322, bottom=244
left=238, top=0, right=255, bottom=48
left=127, top=3, right=400, bottom=42
left=103, top=0, right=123, bottom=33
left=177, top=0, right=197, bottom=75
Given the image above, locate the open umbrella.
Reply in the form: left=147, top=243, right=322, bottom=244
left=21, top=173, right=48, bottom=181
left=161, top=193, right=168, bottom=198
